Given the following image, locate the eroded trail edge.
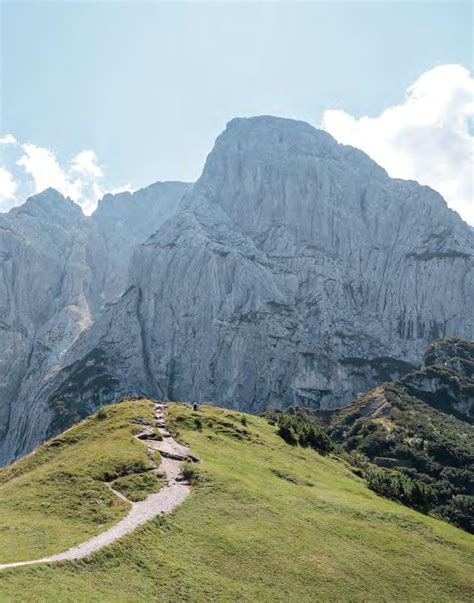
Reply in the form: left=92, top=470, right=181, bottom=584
left=0, top=402, right=192, bottom=571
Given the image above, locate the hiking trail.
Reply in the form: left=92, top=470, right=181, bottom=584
left=0, top=402, right=193, bottom=571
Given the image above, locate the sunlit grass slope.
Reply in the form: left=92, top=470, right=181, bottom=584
left=0, top=401, right=473, bottom=602
left=0, top=400, right=156, bottom=563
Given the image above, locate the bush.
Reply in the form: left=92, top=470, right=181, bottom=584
left=436, top=495, right=474, bottom=533
left=277, top=422, right=298, bottom=446
left=305, top=426, right=333, bottom=454
left=275, top=414, right=332, bottom=454
left=182, top=462, right=200, bottom=484
left=364, top=466, right=434, bottom=513
left=358, top=431, right=389, bottom=457
left=96, top=408, right=108, bottom=420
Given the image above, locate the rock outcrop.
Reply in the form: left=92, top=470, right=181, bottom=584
left=401, top=337, right=474, bottom=422
left=1, top=116, right=473, bottom=465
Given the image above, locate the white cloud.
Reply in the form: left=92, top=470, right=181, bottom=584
left=321, top=64, right=474, bottom=226
left=70, top=149, right=103, bottom=179
left=17, top=143, right=80, bottom=199
left=0, top=134, right=16, bottom=145
left=0, top=165, right=18, bottom=208
left=8, top=141, right=135, bottom=215
left=0, top=129, right=137, bottom=214
left=13, top=143, right=115, bottom=215
left=107, top=183, right=133, bottom=195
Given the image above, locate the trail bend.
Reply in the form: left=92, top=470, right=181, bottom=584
left=0, top=402, right=192, bottom=571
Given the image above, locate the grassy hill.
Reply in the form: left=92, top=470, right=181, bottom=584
left=0, top=400, right=157, bottom=562
left=0, top=399, right=473, bottom=602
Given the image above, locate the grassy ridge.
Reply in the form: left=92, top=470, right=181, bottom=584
left=0, top=400, right=156, bottom=563
left=301, top=381, right=474, bottom=531
left=272, top=336, right=474, bottom=532
left=0, top=401, right=472, bottom=602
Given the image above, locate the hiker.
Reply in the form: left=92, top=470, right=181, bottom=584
left=193, top=402, right=199, bottom=411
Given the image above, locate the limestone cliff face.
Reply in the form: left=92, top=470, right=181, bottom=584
left=0, top=183, right=188, bottom=465
left=0, top=189, right=103, bottom=457
left=1, top=116, right=473, bottom=465
left=92, top=181, right=191, bottom=300
left=120, top=117, right=473, bottom=409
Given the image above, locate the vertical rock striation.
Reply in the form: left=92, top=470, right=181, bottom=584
left=0, top=183, right=189, bottom=465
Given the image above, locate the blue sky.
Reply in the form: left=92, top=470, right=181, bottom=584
left=0, top=1, right=472, bottom=221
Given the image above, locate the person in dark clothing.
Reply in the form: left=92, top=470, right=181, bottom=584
left=193, top=402, right=199, bottom=411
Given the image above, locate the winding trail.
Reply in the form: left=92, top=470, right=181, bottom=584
left=0, top=402, right=193, bottom=571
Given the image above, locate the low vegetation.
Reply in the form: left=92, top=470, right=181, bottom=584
left=271, top=337, right=474, bottom=533
left=0, top=401, right=473, bottom=602
left=270, top=412, right=333, bottom=454
left=0, top=400, right=157, bottom=563
left=335, top=383, right=474, bottom=532
left=112, top=472, right=163, bottom=502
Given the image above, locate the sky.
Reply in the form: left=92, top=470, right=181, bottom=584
left=0, top=1, right=473, bottom=223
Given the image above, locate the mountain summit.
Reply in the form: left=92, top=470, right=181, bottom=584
left=10, top=187, right=85, bottom=226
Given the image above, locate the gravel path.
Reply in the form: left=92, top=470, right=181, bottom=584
left=0, top=402, right=192, bottom=571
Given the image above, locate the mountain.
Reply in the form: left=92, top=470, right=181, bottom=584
left=281, top=337, right=474, bottom=532
left=0, top=189, right=104, bottom=459
left=1, top=116, right=473, bottom=466
left=0, top=399, right=472, bottom=601
left=0, top=183, right=189, bottom=466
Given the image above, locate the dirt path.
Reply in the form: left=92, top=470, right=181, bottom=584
left=0, top=402, right=192, bottom=571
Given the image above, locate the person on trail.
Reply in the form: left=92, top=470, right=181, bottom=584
left=193, top=402, right=199, bottom=411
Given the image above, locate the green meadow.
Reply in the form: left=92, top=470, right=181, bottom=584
left=0, top=400, right=472, bottom=602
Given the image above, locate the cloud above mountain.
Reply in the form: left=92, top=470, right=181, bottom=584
left=0, top=166, right=17, bottom=204
left=0, top=138, right=131, bottom=214
left=0, top=64, right=472, bottom=223
left=322, top=64, right=474, bottom=226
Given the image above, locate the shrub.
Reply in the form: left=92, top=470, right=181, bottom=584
left=437, top=495, right=474, bottom=533
left=305, top=426, right=333, bottom=454
left=182, top=462, right=200, bottom=484
left=96, top=408, right=108, bottom=420
left=275, top=414, right=332, bottom=454
left=364, top=466, right=434, bottom=513
left=277, top=421, right=298, bottom=446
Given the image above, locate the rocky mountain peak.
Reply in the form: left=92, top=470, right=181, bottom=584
left=195, top=116, right=454, bottom=262
left=200, top=116, right=387, bottom=190
left=222, top=115, right=337, bottom=150
left=93, top=180, right=190, bottom=222
left=10, top=188, right=84, bottom=228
